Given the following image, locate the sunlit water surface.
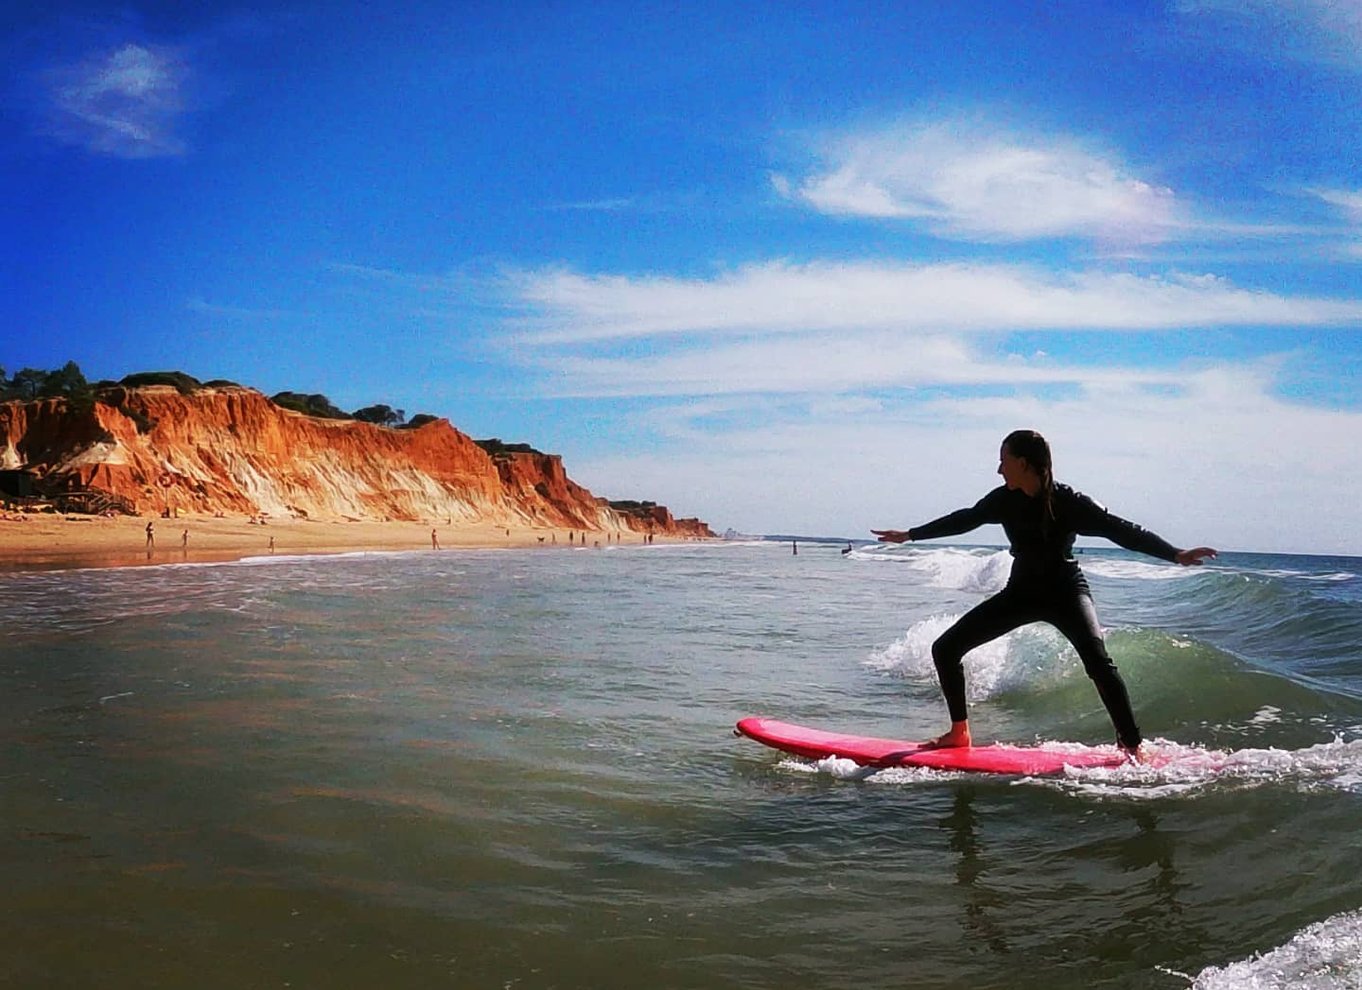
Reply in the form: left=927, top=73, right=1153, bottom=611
left=4, top=542, right=1362, bottom=989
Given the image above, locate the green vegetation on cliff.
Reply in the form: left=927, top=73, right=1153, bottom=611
left=353, top=404, right=405, bottom=427
left=608, top=500, right=659, bottom=517
left=1, top=361, right=96, bottom=414
left=119, top=371, right=205, bottom=394
left=3, top=362, right=432, bottom=430
left=476, top=438, right=545, bottom=459
left=269, top=391, right=353, bottom=420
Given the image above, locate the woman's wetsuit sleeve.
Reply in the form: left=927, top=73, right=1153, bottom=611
left=909, top=489, right=1004, bottom=542
left=1068, top=491, right=1180, bottom=562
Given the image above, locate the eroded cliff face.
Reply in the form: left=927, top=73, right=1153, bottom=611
left=0, top=386, right=713, bottom=537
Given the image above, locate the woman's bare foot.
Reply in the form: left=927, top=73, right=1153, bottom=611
left=922, top=722, right=972, bottom=750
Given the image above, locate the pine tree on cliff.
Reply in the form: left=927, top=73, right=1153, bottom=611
left=44, top=362, right=96, bottom=415
left=353, top=404, right=406, bottom=427
left=1, top=362, right=95, bottom=414
left=6, top=367, right=48, bottom=400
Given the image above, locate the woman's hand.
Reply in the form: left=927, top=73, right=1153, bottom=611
left=871, top=529, right=911, bottom=544
left=1175, top=546, right=1218, bottom=566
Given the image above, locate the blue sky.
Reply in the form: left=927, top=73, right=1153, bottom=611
left=4, top=1, right=1361, bottom=553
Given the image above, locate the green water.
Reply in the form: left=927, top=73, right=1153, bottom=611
left=4, top=544, right=1362, bottom=988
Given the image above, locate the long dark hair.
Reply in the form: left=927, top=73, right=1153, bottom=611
left=1003, top=429, right=1055, bottom=527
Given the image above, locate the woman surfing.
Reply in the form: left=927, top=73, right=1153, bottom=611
left=872, top=430, right=1217, bottom=761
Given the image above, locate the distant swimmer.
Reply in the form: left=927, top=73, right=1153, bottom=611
left=872, top=429, right=1217, bottom=763
left=842, top=542, right=853, bottom=555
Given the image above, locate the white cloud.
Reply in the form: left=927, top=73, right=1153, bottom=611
left=185, top=298, right=292, bottom=321
left=571, top=364, right=1362, bottom=554
left=773, top=119, right=1185, bottom=244
left=498, top=254, right=1362, bottom=552
left=541, top=331, right=1186, bottom=399
left=1301, top=187, right=1362, bottom=260
left=507, top=260, right=1362, bottom=344
left=42, top=43, right=190, bottom=157
left=544, top=198, right=638, bottom=213
left=1176, top=0, right=1362, bottom=70
left=1310, top=187, right=1362, bottom=223
left=332, top=257, right=1361, bottom=551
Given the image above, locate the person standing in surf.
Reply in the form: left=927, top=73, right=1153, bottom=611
left=872, top=429, right=1217, bottom=760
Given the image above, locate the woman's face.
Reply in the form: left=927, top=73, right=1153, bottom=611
left=997, top=443, right=1033, bottom=490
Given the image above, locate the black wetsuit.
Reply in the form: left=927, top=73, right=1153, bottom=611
left=908, top=484, right=1181, bottom=750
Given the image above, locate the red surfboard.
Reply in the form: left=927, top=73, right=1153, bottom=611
left=735, top=716, right=1127, bottom=775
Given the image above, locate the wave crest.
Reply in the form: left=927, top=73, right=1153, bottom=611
left=1183, top=906, right=1362, bottom=989
left=855, top=546, right=1012, bottom=593
left=865, top=614, right=1076, bottom=702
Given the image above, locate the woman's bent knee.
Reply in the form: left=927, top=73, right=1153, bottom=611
left=931, top=638, right=963, bottom=675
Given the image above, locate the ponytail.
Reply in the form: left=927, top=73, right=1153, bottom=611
left=1040, top=463, right=1055, bottom=533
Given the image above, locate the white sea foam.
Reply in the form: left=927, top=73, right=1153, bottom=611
left=777, top=738, right=1362, bottom=801
left=234, top=552, right=346, bottom=565
left=781, top=756, right=958, bottom=783
left=1080, top=557, right=1203, bottom=581
left=854, top=546, right=1012, bottom=593
left=1178, top=907, right=1362, bottom=989
left=1250, top=568, right=1357, bottom=583
left=1037, top=737, right=1362, bottom=800
left=865, top=614, right=1075, bottom=701
left=845, top=549, right=902, bottom=562
left=1248, top=706, right=1283, bottom=726
left=916, top=548, right=1011, bottom=593
left=858, top=549, right=1357, bottom=588
left=806, top=756, right=881, bottom=780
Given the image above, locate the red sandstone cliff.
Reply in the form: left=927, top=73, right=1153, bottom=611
left=0, top=385, right=713, bottom=537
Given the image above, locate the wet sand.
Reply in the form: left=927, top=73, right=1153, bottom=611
left=0, top=513, right=673, bottom=571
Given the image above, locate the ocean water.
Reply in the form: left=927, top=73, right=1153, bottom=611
left=3, top=541, right=1362, bottom=989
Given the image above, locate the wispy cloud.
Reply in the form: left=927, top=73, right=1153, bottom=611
left=537, top=330, right=1187, bottom=399
left=543, top=198, right=639, bottom=213
left=1175, top=0, right=1362, bottom=71
left=186, top=297, right=292, bottom=321
left=561, top=351, right=1362, bottom=552
left=571, top=359, right=1362, bottom=552
left=506, top=260, right=1362, bottom=343
left=773, top=119, right=1185, bottom=245
left=41, top=43, right=191, bottom=157
left=1302, top=187, right=1362, bottom=259
left=1310, top=187, right=1362, bottom=223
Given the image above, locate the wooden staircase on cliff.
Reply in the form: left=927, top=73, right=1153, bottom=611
left=52, top=487, right=137, bottom=516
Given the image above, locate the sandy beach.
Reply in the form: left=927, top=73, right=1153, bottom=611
left=0, top=512, right=677, bottom=571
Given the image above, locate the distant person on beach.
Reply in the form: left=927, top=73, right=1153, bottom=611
left=181, top=529, right=188, bottom=551
left=872, top=429, right=1217, bottom=761
left=431, top=528, right=440, bottom=550
left=145, top=521, right=154, bottom=549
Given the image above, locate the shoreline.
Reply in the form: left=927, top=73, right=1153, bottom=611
left=0, top=513, right=698, bottom=572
